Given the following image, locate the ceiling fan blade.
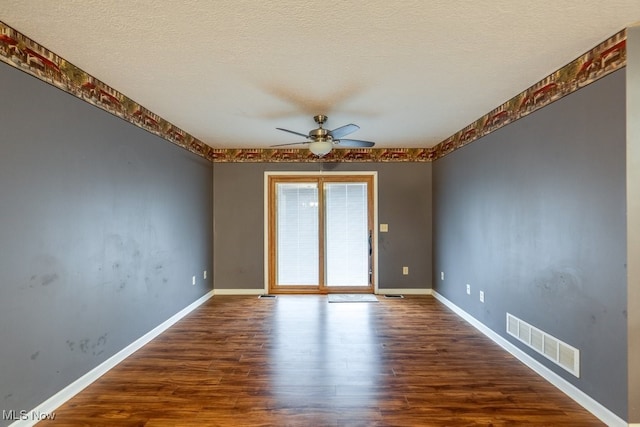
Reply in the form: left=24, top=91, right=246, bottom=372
left=328, top=124, right=359, bottom=139
left=270, top=141, right=310, bottom=147
left=276, top=127, right=309, bottom=138
left=335, top=138, right=375, bottom=148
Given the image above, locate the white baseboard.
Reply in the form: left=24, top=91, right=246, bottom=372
left=11, top=290, right=214, bottom=427
left=213, top=288, right=265, bottom=295
left=431, top=290, right=628, bottom=427
left=377, top=288, right=432, bottom=295
left=212, top=288, right=433, bottom=296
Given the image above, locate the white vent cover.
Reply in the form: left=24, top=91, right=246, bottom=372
left=507, top=313, right=580, bottom=377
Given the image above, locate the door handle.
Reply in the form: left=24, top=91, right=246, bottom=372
left=368, top=229, right=373, bottom=284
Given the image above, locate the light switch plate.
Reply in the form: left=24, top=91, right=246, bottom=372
left=380, top=224, right=389, bottom=232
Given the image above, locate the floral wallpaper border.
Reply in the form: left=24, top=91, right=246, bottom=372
left=208, top=147, right=436, bottom=162
left=0, top=21, right=626, bottom=163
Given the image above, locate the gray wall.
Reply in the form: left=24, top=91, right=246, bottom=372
left=213, top=162, right=432, bottom=291
left=432, top=70, right=627, bottom=418
left=0, top=63, right=213, bottom=423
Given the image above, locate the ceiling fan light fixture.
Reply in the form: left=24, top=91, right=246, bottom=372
left=308, top=139, right=333, bottom=157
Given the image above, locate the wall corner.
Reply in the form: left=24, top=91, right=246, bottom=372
left=626, top=24, right=640, bottom=425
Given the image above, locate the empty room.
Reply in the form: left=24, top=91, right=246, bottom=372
left=1, top=2, right=639, bottom=426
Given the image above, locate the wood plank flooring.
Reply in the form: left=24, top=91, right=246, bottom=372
left=38, top=295, right=604, bottom=426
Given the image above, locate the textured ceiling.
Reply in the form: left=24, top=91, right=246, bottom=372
left=2, top=1, right=640, bottom=149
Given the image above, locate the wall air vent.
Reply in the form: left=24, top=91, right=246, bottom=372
left=506, top=313, right=580, bottom=377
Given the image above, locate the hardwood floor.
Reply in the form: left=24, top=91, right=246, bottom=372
left=38, top=295, right=604, bottom=426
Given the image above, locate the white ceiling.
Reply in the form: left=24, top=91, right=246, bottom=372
left=3, top=1, right=640, bottom=149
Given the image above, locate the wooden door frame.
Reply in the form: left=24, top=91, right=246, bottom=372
left=264, top=171, right=378, bottom=294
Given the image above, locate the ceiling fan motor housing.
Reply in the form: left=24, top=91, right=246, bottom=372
left=308, top=127, right=330, bottom=140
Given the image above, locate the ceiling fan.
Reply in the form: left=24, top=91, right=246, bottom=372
left=272, top=115, right=375, bottom=157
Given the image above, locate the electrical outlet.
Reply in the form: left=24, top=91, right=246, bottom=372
left=402, top=266, right=409, bottom=275
left=203, top=270, right=207, bottom=279
left=479, top=290, right=485, bottom=303
left=441, top=272, right=445, bottom=280
left=192, top=276, right=196, bottom=286
left=466, top=284, right=471, bottom=295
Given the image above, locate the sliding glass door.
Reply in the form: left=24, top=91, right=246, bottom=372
left=268, top=175, right=374, bottom=293
left=275, top=182, right=320, bottom=286
left=324, top=182, right=370, bottom=287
